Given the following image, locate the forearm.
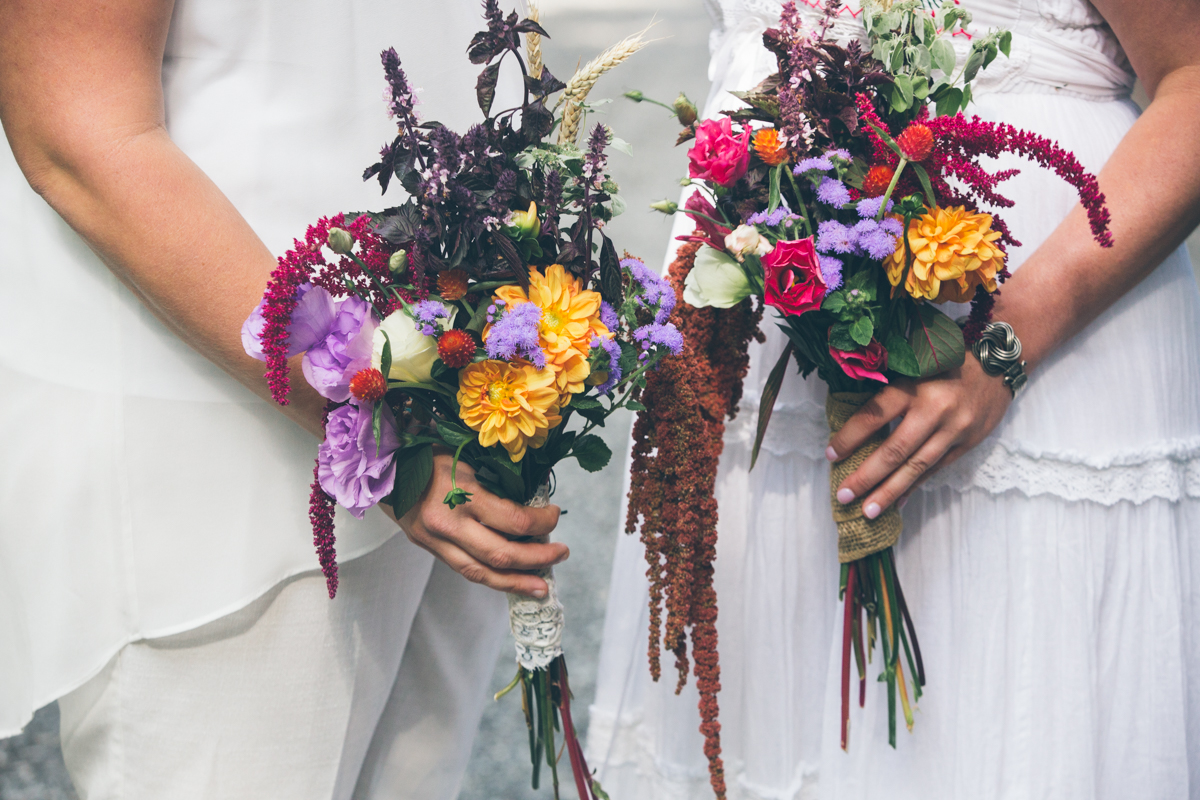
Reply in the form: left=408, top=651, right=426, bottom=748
left=992, top=66, right=1200, bottom=371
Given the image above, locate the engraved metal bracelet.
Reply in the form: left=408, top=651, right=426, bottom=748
left=972, top=321, right=1028, bottom=398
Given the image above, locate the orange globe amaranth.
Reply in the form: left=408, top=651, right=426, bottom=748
left=896, top=123, right=934, bottom=162
left=457, top=359, right=562, bottom=462
left=861, top=165, right=895, bottom=197
left=349, top=368, right=387, bottom=403
left=752, top=128, right=789, bottom=167
left=885, top=205, right=1005, bottom=303
left=437, top=328, right=476, bottom=369
left=436, top=268, right=470, bottom=301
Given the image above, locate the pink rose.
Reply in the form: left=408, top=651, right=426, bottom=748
left=830, top=340, right=890, bottom=384
left=688, top=117, right=751, bottom=187
left=762, top=237, right=827, bottom=317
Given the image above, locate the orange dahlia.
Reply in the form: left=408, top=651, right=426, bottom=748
left=753, top=128, right=789, bottom=167
left=492, top=264, right=608, bottom=400
left=861, top=165, right=895, bottom=197
left=886, top=206, right=1005, bottom=303
left=457, top=359, right=562, bottom=462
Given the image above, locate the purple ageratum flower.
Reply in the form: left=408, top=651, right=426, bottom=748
left=634, top=323, right=684, bottom=362
left=590, top=335, right=623, bottom=395
left=303, top=295, right=379, bottom=402
left=599, top=301, right=619, bottom=332
left=746, top=206, right=792, bottom=228
left=242, top=283, right=336, bottom=361
left=816, top=177, right=851, bottom=208
left=411, top=299, right=449, bottom=336
left=826, top=148, right=852, bottom=162
left=317, top=400, right=400, bottom=519
left=880, top=217, right=904, bottom=237
left=794, top=156, right=834, bottom=174
left=856, top=196, right=895, bottom=219
left=622, top=257, right=676, bottom=325
left=819, top=254, right=845, bottom=291
left=817, top=219, right=855, bottom=254
left=853, top=219, right=898, bottom=260
left=485, top=301, right=545, bottom=369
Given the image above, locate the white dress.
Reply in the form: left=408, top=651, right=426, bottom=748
left=0, top=0, right=500, bottom=736
left=586, top=2, right=1200, bottom=799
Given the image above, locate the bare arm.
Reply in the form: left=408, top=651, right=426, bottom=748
left=829, top=0, right=1200, bottom=514
left=0, top=0, right=565, bottom=595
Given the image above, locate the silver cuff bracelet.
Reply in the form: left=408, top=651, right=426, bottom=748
left=972, top=321, right=1028, bottom=398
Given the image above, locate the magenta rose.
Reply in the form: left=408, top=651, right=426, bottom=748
left=317, top=400, right=401, bottom=518
left=677, top=190, right=733, bottom=247
left=762, top=237, right=827, bottom=318
left=688, top=117, right=751, bottom=187
left=830, top=340, right=890, bottom=384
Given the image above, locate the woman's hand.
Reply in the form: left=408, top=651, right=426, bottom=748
left=827, top=357, right=1012, bottom=517
left=394, top=453, right=567, bottom=598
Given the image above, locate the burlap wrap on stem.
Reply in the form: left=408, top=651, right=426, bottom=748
left=507, top=484, right=564, bottom=670
left=826, top=391, right=902, bottom=563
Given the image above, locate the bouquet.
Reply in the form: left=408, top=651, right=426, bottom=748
left=628, top=1, right=1112, bottom=795
left=242, top=4, right=672, bottom=798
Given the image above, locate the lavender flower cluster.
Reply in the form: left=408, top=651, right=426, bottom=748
left=622, top=257, right=675, bottom=325
left=485, top=300, right=546, bottom=368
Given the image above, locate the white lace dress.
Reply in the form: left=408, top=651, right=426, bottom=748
left=585, top=2, right=1200, bottom=798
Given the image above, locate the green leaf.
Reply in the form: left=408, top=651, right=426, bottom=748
left=884, top=334, right=921, bottom=377
left=575, top=404, right=608, bottom=425
left=443, top=486, right=473, bottom=509
left=908, top=303, right=966, bottom=377
left=751, top=342, right=793, bottom=470
left=570, top=395, right=603, bottom=410
left=609, top=136, right=634, bottom=157
left=961, top=82, right=973, bottom=110
left=829, top=323, right=857, bottom=353
left=626, top=399, right=647, bottom=412
left=910, top=162, right=937, bottom=207
left=768, top=164, right=782, bottom=213
left=572, top=434, right=612, bottom=472
left=380, top=332, right=393, bottom=383
left=435, top=420, right=475, bottom=448
left=935, top=87, right=963, bottom=117
left=931, top=38, right=956, bottom=76
left=963, top=46, right=985, bottom=83
left=999, top=30, right=1013, bottom=57
left=372, top=402, right=383, bottom=457
left=913, top=79, right=930, bottom=100
left=388, top=445, right=434, bottom=520
left=822, top=292, right=848, bottom=314
left=850, top=315, right=875, bottom=347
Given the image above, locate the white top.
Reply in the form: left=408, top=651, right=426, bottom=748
left=0, top=0, right=492, bottom=734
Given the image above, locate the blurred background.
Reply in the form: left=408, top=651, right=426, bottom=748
left=3, top=1, right=1199, bottom=799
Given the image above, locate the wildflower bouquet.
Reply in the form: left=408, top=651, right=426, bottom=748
left=629, top=1, right=1112, bottom=794
left=242, top=4, right=672, bottom=798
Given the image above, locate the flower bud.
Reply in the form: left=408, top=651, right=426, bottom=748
left=624, top=90, right=646, bottom=103
left=388, top=249, right=409, bottom=274
left=674, top=92, right=698, bottom=127
left=724, top=224, right=772, bottom=262
left=327, top=227, right=354, bottom=255
left=507, top=201, right=541, bottom=239
left=650, top=199, right=679, bottom=214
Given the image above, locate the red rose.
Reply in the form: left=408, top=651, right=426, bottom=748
left=762, top=237, right=827, bottom=317
left=830, top=339, right=889, bottom=384
left=688, top=117, right=751, bottom=187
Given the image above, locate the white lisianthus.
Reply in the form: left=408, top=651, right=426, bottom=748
left=371, top=304, right=455, bottom=383
left=724, top=224, right=773, bottom=262
left=683, top=245, right=753, bottom=309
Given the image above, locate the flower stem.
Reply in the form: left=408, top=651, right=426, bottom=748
left=877, top=157, right=909, bottom=220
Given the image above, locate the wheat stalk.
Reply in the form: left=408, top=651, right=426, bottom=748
left=525, top=0, right=543, bottom=80
left=558, top=27, right=651, bottom=146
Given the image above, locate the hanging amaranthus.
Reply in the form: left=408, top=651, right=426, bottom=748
left=626, top=241, right=763, bottom=800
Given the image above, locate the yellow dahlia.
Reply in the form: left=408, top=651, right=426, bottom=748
left=886, top=206, right=1005, bottom=303
left=457, top=360, right=562, bottom=462
left=493, top=264, right=608, bottom=399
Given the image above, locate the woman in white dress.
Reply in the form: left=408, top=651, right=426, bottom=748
left=587, top=1, right=1200, bottom=798
left=0, top=1, right=566, bottom=797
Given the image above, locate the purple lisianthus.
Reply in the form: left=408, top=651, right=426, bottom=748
left=819, top=254, right=844, bottom=291
left=816, top=177, right=851, bottom=208
left=317, top=400, right=400, bottom=519
left=853, top=219, right=898, bottom=260
left=856, top=196, right=895, bottom=219
left=485, top=301, right=545, bottom=368
left=817, top=219, right=855, bottom=254
left=303, top=295, right=378, bottom=401
left=794, top=156, right=834, bottom=174
left=623, top=257, right=676, bottom=325
left=411, top=299, right=450, bottom=336
left=634, top=322, right=684, bottom=362
left=591, top=334, right=623, bottom=394
left=242, top=283, right=336, bottom=361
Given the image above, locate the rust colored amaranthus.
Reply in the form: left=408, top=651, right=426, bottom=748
left=627, top=241, right=763, bottom=800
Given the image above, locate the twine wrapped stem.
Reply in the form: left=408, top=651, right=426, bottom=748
left=826, top=391, right=902, bottom=563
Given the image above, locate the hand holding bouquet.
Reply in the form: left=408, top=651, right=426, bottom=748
left=629, top=1, right=1111, bottom=795
left=243, top=4, right=668, bottom=797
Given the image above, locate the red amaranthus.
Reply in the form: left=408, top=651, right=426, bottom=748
left=627, top=241, right=763, bottom=800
